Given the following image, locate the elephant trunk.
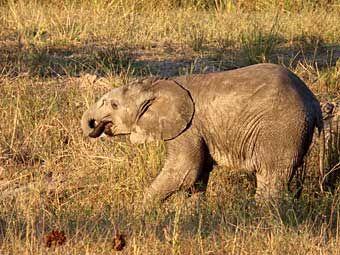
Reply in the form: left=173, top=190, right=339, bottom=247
left=81, top=108, right=108, bottom=138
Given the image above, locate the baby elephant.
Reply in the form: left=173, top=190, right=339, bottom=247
left=81, top=63, right=323, bottom=203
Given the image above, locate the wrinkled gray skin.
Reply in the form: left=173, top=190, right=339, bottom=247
left=81, top=63, right=324, bottom=203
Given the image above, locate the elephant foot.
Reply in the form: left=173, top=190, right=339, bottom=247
left=142, top=186, right=169, bottom=206
left=142, top=187, right=157, bottom=205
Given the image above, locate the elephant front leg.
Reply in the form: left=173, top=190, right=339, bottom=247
left=144, top=133, right=211, bottom=203
left=144, top=166, right=194, bottom=203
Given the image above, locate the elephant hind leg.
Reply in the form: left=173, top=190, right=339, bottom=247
left=255, top=167, right=295, bottom=204
left=255, top=174, right=281, bottom=203
left=186, top=151, right=213, bottom=196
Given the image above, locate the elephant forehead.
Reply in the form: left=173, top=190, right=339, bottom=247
left=106, top=86, right=126, bottom=98
left=104, top=86, right=135, bottom=106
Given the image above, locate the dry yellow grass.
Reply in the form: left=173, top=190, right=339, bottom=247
left=0, top=1, right=340, bottom=254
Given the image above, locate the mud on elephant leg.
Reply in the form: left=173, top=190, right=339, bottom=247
left=143, top=132, right=209, bottom=204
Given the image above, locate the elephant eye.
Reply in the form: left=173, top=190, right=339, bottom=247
left=111, top=100, right=119, bottom=110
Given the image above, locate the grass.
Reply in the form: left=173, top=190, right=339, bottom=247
left=0, top=0, right=340, bottom=254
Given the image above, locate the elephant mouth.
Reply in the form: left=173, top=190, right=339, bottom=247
left=88, top=120, right=114, bottom=138
left=103, top=122, right=114, bottom=136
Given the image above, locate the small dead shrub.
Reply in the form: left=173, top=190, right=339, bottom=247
left=44, top=230, right=67, bottom=248
left=112, top=233, right=126, bottom=251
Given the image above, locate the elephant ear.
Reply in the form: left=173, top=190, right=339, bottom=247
left=130, top=79, right=194, bottom=144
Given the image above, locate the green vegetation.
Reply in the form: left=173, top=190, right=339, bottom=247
left=0, top=0, right=340, bottom=254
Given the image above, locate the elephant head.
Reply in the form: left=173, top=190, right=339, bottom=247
left=81, top=78, right=194, bottom=143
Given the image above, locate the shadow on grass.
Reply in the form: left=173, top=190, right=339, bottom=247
left=0, top=43, right=132, bottom=77
left=135, top=43, right=340, bottom=76
left=1, top=38, right=339, bottom=78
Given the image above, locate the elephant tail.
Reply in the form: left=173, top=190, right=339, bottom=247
left=317, top=116, right=325, bottom=193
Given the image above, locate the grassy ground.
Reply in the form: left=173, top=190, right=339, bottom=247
left=1, top=1, right=340, bottom=254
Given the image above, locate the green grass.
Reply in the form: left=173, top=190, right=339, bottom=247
left=1, top=0, right=340, bottom=254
